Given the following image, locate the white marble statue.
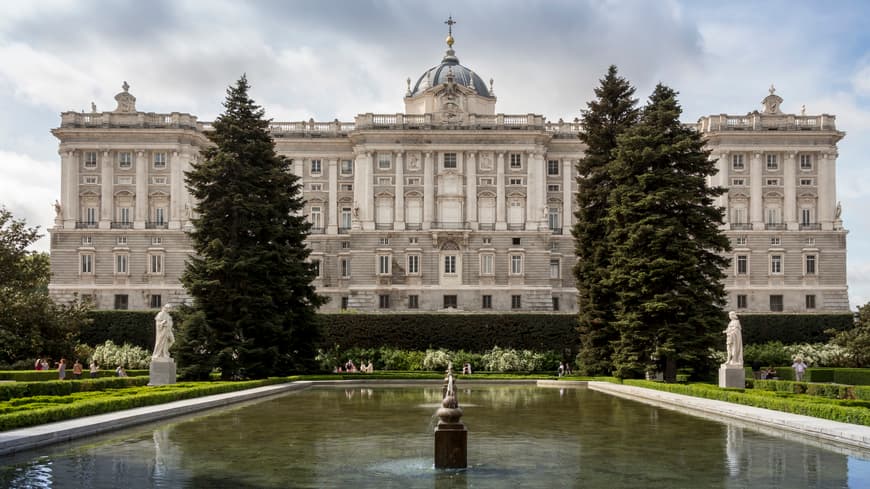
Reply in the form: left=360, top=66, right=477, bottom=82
left=723, top=311, right=743, bottom=366
left=153, top=304, right=175, bottom=359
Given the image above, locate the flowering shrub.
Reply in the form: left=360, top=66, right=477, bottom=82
left=481, top=346, right=545, bottom=372
left=422, top=349, right=451, bottom=371
left=92, top=340, right=151, bottom=369
left=783, top=343, right=850, bottom=367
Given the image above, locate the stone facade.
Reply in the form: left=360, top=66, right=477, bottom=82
left=48, top=45, right=849, bottom=313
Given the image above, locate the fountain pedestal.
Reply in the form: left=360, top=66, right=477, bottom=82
left=434, top=363, right=468, bottom=469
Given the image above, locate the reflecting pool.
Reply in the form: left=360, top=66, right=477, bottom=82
left=1, top=385, right=868, bottom=488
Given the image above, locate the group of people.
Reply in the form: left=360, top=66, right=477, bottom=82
left=38, top=357, right=129, bottom=380
left=335, top=360, right=374, bottom=373
left=557, top=362, right=573, bottom=377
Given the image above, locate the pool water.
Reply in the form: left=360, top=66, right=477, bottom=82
left=1, top=385, right=868, bottom=488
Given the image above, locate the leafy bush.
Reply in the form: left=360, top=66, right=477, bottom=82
left=481, top=347, right=545, bottom=372
left=738, top=314, right=853, bottom=345
left=0, top=377, right=149, bottom=401
left=783, top=343, right=850, bottom=367
left=831, top=368, right=870, bottom=386
left=806, top=368, right=835, bottom=383
left=743, top=342, right=791, bottom=368
left=92, top=341, right=151, bottom=369
left=0, top=370, right=148, bottom=382
left=82, top=310, right=158, bottom=349
left=422, top=349, right=451, bottom=371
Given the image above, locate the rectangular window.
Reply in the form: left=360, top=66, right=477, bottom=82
left=154, top=152, right=167, bottom=169
left=310, top=206, right=322, bottom=229
left=151, top=176, right=167, bottom=184
left=482, top=295, right=492, bottom=309
left=806, top=294, right=816, bottom=309
left=150, top=254, right=163, bottom=274
left=341, top=159, right=353, bottom=175
left=800, top=178, right=814, bottom=186
left=155, top=208, right=166, bottom=224
left=120, top=207, right=131, bottom=224
left=340, top=184, right=353, bottom=192
left=84, top=176, right=99, bottom=184
left=547, top=184, right=560, bottom=192
left=766, top=178, right=780, bottom=186
left=115, top=254, right=128, bottom=274
left=547, top=160, right=559, bottom=176
left=150, top=294, right=162, bottom=308
left=731, top=178, right=745, bottom=186
left=340, top=258, right=350, bottom=278
left=116, top=236, right=127, bottom=245
left=770, top=236, right=781, bottom=246
left=480, top=254, right=494, bottom=275
left=737, top=294, right=748, bottom=309
left=766, top=154, right=778, bottom=170
left=549, top=259, right=561, bottom=279
left=117, top=176, right=133, bottom=185
left=479, top=177, right=494, bottom=186
left=341, top=297, right=349, bottom=310
left=443, top=153, right=457, bottom=169
left=512, top=237, right=521, bottom=245
left=552, top=297, right=560, bottom=311
left=407, top=254, right=420, bottom=274
left=310, top=159, right=322, bottom=174
left=407, top=177, right=422, bottom=185
left=800, top=154, right=813, bottom=170
left=511, top=295, right=522, bottom=309
left=86, top=207, right=97, bottom=224
left=84, top=151, right=98, bottom=168
left=341, top=240, right=350, bottom=249
left=379, top=294, right=390, bottom=309
left=378, top=177, right=392, bottom=185
left=483, top=237, right=492, bottom=245
left=312, top=259, right=321, bottom=278
left=801, top=208, right=812, bottom=225
left=443, top=295, right=458, bottom=309
left=151, top=236, right=163, bottom=245
left=510, top=255, right=523, bottom=275
left=378, top=154, right=392, bottom=170
left=509, top=153, right=522, bottom=169
left=378, top=255, right=391, bottom=275
left=805, top=255, right=817, bottom=275
left=114, top=294, right=129, bottom=310
left=443, top=255, right=456, bottom=274
left=80, top=254, right=93, bottom=274
left=118, top=152, right=132, bottom=169
left=770, top=255, right=782, bottom=274
left=379, top=237, right=390, bottom=245
left=509, top=178, right=523, bottom=185
left=310, top=183, right=323, bottom=191
left=806, top=237, right=816, bottom=246
left=735, top=236, right=747, bottom=246
left=770, top=295, right=784, bottom=312
left=409, top=237, right=418, bottom=244
left=341, top=208, right=352, bottom=229
left=548, top=208, right=560, bottom=231
left=408, top=295, right=419, bottom=309
left=736, top=255, right=748, bottom=275
left=732, top=154, right=744, bottom=170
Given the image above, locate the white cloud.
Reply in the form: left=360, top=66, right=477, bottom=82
left=0, top=150, right=58, bottom=252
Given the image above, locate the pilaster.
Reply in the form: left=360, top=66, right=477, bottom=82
left=495, top=152, right=506, bottom=230
left=169, top=151, right=183, bottom=229
left=327, top=158, right=338, bottom=234
left=750, top=152, right=763, bottom=230
left=562, top=159, right=573, bottom=229
left=395, top=151, right=405, bottom=230
left=784, top=152, right=797, bottom=230
left=465, top=151, right=477, bottom=229
left=819, top=151, right=837, bottom=230
left=61, top=150, right=77, bottom=227
left=134, top=150, right=147, bottom=229
left=362, top=152, right=375, bottom=230
left=423, top=151, right=434, bottom=230
left=99, top=150, right=113, bottom=229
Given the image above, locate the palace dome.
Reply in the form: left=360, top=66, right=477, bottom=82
left=409, top=48, right=492, bottom=98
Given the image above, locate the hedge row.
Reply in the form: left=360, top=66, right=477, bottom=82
left=749, top=379, right=870, bottom=402
left=0, top=378, right=288, bottom=432
left=770, top=367, right=870, bottom=385
left=81, top=311, right=855, bottom=353
left=0, top=370, right=148, bottom=382
left=0, top=377, right=150, bottom=402
left=738, top=314, right=853, bottom=345
left=621, top=379, right=870, bottom=426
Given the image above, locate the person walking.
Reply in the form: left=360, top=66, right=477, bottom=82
left=72, top=359, right=83, bottom=379
left=57, top=358, right=67, bottom=380
left=792, top=357, right=808, bottom=382
left=89, top=360, right=99, bottom=378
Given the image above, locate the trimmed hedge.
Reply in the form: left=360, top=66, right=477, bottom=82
left=738, top=314, right=853, bottom=345
left=0, top=377, right=150, bottom=402
left=0, top=370, right=148, bottom=382
left=82, top=310, right=159, bottom=349
left=315, top=314, right=578, bottom=352
left=0, top=378, right=287, bottom=431
left=621, top=379, right=870, bottom=426
left=769, top=367, right=870, bottom=385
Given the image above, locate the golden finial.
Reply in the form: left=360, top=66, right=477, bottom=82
left=445, top=15, right=456, bottom=47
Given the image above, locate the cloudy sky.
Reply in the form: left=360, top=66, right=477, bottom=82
left=2, top=0, right=870, bottom=307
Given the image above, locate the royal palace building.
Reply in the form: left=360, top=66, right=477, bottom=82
left=48, top=32, right=849, bottom=313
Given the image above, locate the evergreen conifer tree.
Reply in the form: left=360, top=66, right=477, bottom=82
left=573, top=66, right=639, bottom=375
left=606, top=84, right=730, bottom=380
left=182, top=75, right=326, bottom=379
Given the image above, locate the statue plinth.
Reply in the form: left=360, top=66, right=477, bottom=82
left=719, top=364, right=745, bottom=389
left=149, top=357, right=177, bottom=386
left=434, top=424, right=467, bottom=469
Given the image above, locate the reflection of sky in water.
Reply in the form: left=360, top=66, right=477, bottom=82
left=0, top=386, right=868, bottom=489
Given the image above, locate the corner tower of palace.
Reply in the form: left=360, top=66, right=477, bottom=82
left=48, top=24, right=847, bottom=313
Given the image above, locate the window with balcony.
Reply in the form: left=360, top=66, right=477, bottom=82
left=341, top=159, right=353, bottom=175
left=310, top=206, right=323, bottom=231
left=732, top=154, right=744, bottom=171
left=766, top=154, right=778, bottom=170
left=509, top=153, right=522, bottom=169
left=84, top=151, right=98, bottom=169
left=154, top=152, right=167, bottom=169
left=340, top=208, right=352, bottom=230
left=118, top=152, right=132, bottom=169
left=548, top=207, right=561, bottom=232
left=799, top=154, right=813, bottom=170
left=378, top=154, right=392, bottom=170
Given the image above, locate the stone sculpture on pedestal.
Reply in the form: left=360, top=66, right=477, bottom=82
left=719, top=311, right=746, bottom=388
left=149, top=303, right=177, bottom=385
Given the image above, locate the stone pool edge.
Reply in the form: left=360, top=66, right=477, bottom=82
left=588, top=381, right=870, bottom=452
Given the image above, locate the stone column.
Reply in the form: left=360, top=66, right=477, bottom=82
left=327, top=158, right=338, bottom=234
left=526, top=151, right=537, bottom=225
left=169, top=151, right=183, bottom=229
left=395, top=151, right=405, bottom=230
left=534, top=151, right=547, bottom=229
left=717, top=152, right=729, bottom=226
left=362, top=152, right=375, bottom=230
left=819, top=151, right=837, bottom=230
left=134, top=150, right=147, bottom=229
left=465, top=152, right=477, bottom=229
left=750, top=152, right=763, bottom=230
left=61, top=150, right=77, bottom=227
left=352, top=152, right=365, bottom=229
left=562, top=159, right=573, bottom=230
left=180, top=150, right=194, bottom=228
left=784, top=152, right=797, bottom=230
left=423, top=151, right=434, bottom=230
left=100, top=150, right=113, bottom=229
left=495, top=152, right=506, bottom=230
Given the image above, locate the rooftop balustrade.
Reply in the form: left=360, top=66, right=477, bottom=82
left=698, top=113, right=837, bottom=132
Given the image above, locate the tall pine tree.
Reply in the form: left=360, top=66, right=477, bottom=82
left=182, top=75, right=326, bottom=379
left=573, top=66, right=639, bottom=375
left=606, top=84, right=730, bottom=380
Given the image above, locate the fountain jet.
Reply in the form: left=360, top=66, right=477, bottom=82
left=434, top=362, right=467, bottom=469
